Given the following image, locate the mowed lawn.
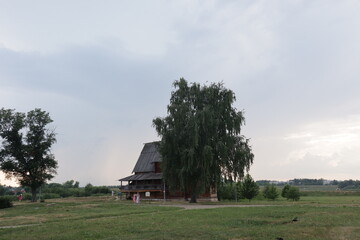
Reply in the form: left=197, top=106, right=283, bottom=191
left=1, top=196, right=360, bottom=240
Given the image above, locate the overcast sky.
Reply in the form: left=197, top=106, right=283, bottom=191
left=1, top=0, right=360, bottom=186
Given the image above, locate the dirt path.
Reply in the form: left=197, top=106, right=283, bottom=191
left=0, top=224, right=40, bottom=229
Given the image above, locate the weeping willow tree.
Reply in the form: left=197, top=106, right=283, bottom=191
left=153, top=78, right=254, bottom=203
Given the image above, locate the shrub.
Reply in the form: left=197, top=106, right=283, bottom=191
left=217, top=181, right=245, bottom=201
left=69, top=188, right=86, bottom=197
left=41, top=182, right=110, bottom=198
left=0, top=196, right=13, bottom=209
left=281, top=184, right=291, bottom=198
left=42, top=193, right=61, bottom=199
left=240, top=174, right=259, bottom=201
left=286, top=186, right=300, bottom=201
left=23, top=193, right=32, bottom=201
left=84, top=184, right=111, bottom=196
left=263, top=184, right=279, bottom=200
left=217, top=183, right=236, bottom=200
left=0, top=185, right=5, bottom=196
left=85, top=183, right=94, bottom=196
left=92, top=186, right=111, bottom=194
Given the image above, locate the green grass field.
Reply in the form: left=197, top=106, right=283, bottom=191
left=1, top=196, right=360, bottom=240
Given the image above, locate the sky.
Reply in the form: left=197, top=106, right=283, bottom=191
left=1, top=0, right=360, bottom=186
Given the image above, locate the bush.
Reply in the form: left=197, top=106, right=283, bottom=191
left=217, top=183, right=236, bottom=200
left=286, top=186, right=300, bottom=201
left=69, top=188, right=86, bottom=197
left=263, top=184, right=279, bottom=200
left=85, top=183, right=94, bottom=196
left=42, top=193, right=61, bottom=199
left=0, top=196, right=13, bottom=209
left=23, top=193, right=32, bottom=201
left=240, top=174, right=259, bottom=201
left=27, top=181, right=112, bottom=199
left=84, top=184, right=111, bottom=196
left=0, top=185, right=5, bottom=196
left=217, top=182, right=242, bottom=201
left=91, top=186, right=111, bottom=194
left=281, top=184, right=291, bottom=198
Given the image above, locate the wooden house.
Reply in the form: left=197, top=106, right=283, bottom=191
left=119, top=142, right=217, bottom=201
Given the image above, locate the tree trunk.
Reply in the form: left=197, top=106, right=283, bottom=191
left=31, top=188, right=37, bottom=202
left=189, top=193, right=197, bottom=203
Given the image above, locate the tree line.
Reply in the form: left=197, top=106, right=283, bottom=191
left=217, top=174, right=301, bottom=201
left=0, top=180, right=111, bottom=203
left=256, top=178, right=360, bottom=190
left=338, top=180, right=360, bottom=190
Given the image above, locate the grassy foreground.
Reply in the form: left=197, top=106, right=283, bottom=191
left=1, top=196, right=360, bottom=240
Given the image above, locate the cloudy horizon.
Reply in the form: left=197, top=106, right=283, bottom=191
left=1, top=1, right=360, bottom=186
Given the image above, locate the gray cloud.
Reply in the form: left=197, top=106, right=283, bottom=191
left=1, top=1, right=360, bottom=185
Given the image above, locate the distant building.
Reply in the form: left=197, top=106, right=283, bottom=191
left=119, top=142, right=217, bottom=201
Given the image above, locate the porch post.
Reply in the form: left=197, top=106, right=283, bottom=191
left=120, top=181, right=123, bottom=200
left=163, top=181, right=166, bottom=202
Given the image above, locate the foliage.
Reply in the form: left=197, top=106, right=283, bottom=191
left=217, top=181, right=242, bottom=201
left=290, top=178, right=325, bottom=185
left=281, top=184, right=291, bottom=198
left=0, top=181, right=111, bottom=201
left=286, top=186, right=301, bottom=201
left=153, top=78, right=254, bottom=202
left=0, top=196, right=13, bottom=209
left=42, top=181, right=110, bottom=198
left=0, top=185, right=5, bottom=195
left=85, top=183, right=94, bottom=196
left=240, top=174, right=259, bottom=201
left=338, top=179, right=360, bottom=190
left=62, top=180, right=80, bottom=188
left=42, top=193, right=61, bottom=199
left=263, top=184, right=279, bottom=200
left=256, top=180, right=274, bottom=186
left=84, top=183, right=111, bottom=196
left=0, top=108, right=57, bottom=202
left=217, top=182, right=236, bottom=200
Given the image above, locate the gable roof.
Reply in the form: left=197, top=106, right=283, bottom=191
left=132, top=142, right=162, bottom=173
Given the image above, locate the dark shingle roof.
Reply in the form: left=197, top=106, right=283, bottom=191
left=118, top=172, right=162, bottom=181
left=132, top=142, right=162, bottom=173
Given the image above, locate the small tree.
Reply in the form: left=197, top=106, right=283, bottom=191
left=263, top=184, right=279, bottom=200
left=0, top=108, right=57, bottom=202
left=63, top=180, right=80, bottom=188
left=286, top=186, right=300, bottom=201
left=84, top=183, right=93, bottom=196
left=240, top=174, right=259, bottom=201
left=281, top=184, right=291, bottom=198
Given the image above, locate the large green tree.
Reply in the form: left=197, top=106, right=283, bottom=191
left=153, top=78, right=254, bottom=202
left=0, top=108, right=57, bottom=202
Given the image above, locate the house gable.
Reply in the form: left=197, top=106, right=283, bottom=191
left=132, top=142, right=161, bottom=173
